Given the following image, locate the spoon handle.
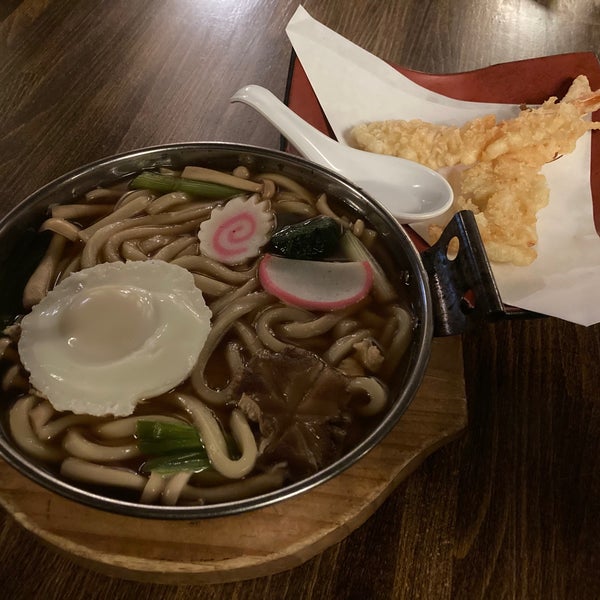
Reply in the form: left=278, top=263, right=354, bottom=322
left=230, top=85, right=339, bottom=171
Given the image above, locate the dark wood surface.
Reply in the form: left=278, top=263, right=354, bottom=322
left=0, top=1, right=598, bottom=598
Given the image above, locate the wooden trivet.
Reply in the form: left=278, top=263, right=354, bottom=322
left=0, top=336, right=466, bottom=584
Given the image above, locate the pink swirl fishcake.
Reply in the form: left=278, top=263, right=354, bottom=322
left=198, top=194, right=274, bottom=265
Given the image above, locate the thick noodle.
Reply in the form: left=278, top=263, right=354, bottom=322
left=0, top=162, right=415, bottom=506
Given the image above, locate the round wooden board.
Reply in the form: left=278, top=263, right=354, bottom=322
left=0, top=336, right=466, bottom=584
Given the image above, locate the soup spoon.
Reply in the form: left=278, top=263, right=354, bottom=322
left=230, top=85, right=453, bottom=222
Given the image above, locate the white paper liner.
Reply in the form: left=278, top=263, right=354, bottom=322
left=286, top=5, right=600, bottom=326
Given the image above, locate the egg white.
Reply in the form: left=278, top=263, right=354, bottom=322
left=18, top=260, right=212, bottom=416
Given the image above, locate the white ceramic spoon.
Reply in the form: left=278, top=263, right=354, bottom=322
left=231, top=85, right=453, bottom=222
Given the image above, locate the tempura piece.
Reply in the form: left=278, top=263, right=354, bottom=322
left=430, top=160, right=550, bottom=266
left=352, top=75, right=600, bottom=265
left=353, top=114, right=497, bottom=171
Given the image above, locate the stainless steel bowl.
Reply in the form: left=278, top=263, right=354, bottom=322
left=0, top=142, right=433, bottom=519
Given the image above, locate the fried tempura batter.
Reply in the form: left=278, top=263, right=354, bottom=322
left=352, top=75, right=600, bottom=265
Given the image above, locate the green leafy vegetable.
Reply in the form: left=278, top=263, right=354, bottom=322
left=269, top=215, right=342, bottom=260
left=130, top=171, right=241, bottom=198
left=136, top=420, right=203, bottom=455
left=141, top=450, right=212, bottom=474
left=135, top=420, right=241, bottom=475
left=136, top=420, right=211, bottom=474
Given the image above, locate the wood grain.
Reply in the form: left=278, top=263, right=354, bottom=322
left=0, top=1, right=599, bottom=599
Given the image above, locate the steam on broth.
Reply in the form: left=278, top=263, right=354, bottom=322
left=0, top=163, right=415, bottom=506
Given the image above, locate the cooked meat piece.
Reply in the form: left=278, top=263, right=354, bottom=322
left=232, top=347, right=354, bottom=478
left=352, top=338, right=384, bottom=372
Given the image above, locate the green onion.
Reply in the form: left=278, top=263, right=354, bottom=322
left=136, top=420, right=213, bottom=474
left=135, top=420, right=203, bottom=455
left=340, top=231, right=398, bottom=303
left=135, top=420, right=241, bottom=476
left=130, top=171, right=241, bottom=198
left=141, top=450, right=212, bottom=474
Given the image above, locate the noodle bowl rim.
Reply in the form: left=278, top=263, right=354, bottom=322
left=0, top=142, right=433, bottom=519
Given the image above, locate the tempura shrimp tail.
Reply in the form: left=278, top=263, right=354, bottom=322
left=560, top=74, right=600, bottom=113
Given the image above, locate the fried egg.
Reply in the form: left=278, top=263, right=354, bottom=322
left=18, top=260, right=212, bottom=416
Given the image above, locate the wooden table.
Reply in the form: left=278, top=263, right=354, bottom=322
left=0, top=1, right=598, bottom=598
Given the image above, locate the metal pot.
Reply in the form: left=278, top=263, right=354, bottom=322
left=0, top=142, right=503, bottom=519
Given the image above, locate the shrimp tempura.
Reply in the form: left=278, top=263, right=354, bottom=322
left=352, top=75, right=600, bottom=265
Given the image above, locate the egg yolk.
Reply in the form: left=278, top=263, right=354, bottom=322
left=62, top=285, right=157, bottom=363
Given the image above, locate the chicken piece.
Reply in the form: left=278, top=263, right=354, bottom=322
left=352, top=338, right=384, bottom=373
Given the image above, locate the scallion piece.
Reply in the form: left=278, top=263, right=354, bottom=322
left=135, top=420, right=203, bottom=455
left=340, top=231, right=398, bottom=303
left=130, top=171, right=241, bottom=198
left=136, top=420, right=212, bottom=474
left=141, top=450, right=212, bottom=474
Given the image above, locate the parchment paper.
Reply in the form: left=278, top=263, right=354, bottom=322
left=286, top=6, right=600, bottom=326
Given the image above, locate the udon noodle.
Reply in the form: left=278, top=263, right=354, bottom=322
left=0, top=163, right=414, bottom=506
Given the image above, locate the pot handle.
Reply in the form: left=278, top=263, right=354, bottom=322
left=420, top=210, right=505, bottom=336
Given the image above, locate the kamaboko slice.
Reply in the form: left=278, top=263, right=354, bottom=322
left=259, top=254, right=373, bottom=311
left=198, top=194, right=274, bottom=265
